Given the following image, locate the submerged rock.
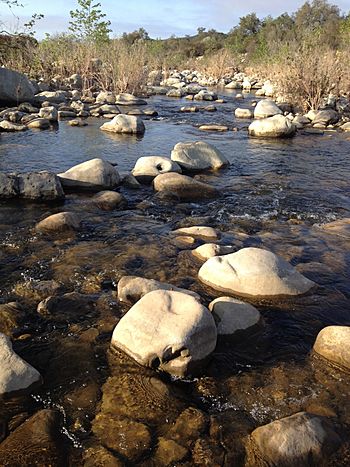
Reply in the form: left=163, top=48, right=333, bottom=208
left=117, top=275, right=200, bottom=304
left=313, top=326, right=350, bottom=371
left=208, top=297, right=261, bottom=336
left=92, top=413, right=152, bottom=463
left=0, top=333, right=41, bottom=395
left=171, top=141, right=228, bottom=171
left=172, top=226, right=219, bottom=241
left=132, top=156, right=182, bottom=183
left=35, top=212, right=80, bottom=233
left=198, top=247, right=315, bottom=297
left=0, top=302, right=25, bottom=337
left=58, top=158, right=120, bottom=191
left=153, top=172, right=218, bottom=200
left=0, top=410, right=67, bottom=466
left=248, top=412, right=342, bottom=467
left=318, top=218, right=350, bottom=239
left=254, top=99, right=282, bottom=118
left=111, top=290, right=217, bottom=377
left=92, top=190, right=127, bottom=210
left=198, top=124, right=228, bottom=132
left=248, top=115, right=296, bottom=138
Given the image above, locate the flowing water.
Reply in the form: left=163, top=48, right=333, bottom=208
left=0, top=90, right=350, bottom=465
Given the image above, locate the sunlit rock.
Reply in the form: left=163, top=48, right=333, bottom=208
left=117, top=275, right=200, bottom=304
left=132, top=156, right=182, bottom=183
left=111, top=290, right=217, bottom=376
left=248, top=115, right=296, bottom=138
left=313, top=326, right=350, bottom=370
left=58, top=158, right=120, bottom=191
left=171, top=141, right=228, bottom=171
left=192, top=243, right=235, bottom=261
left=235, top=108, right=253, bottom=118
left=153, top=172, right=218, bottom=200
left=248, top=412, right=342, bottom=467
left=209, top=297, right=261, bottom=336
left=253, top=99, right=282, bottom=119
left=198, top=247, right=315, bottom=297
left=0, top=333, right=41, bottom=395
left=100, top=114, right=145, bottom=134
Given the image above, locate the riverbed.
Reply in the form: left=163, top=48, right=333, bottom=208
left=0, top=89, right=350, bottom=465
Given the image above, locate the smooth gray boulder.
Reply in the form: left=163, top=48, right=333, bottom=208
left=312, top=109, right=339, bottom=126
left=313, top=326, right=350, bottom=370
left=171, top=141, right=228, bottom=171
left=198, top=247, right=315, bottom=297
left=115, top=93, right=147, bottom=105
left=249, top=412, right=341, bottom=467
left=132, top=156, right=182, bottom=183
left=117, top=276, right=201, bottom=304
left=35, top=91, right=68, bottom=104
left=111, top=290, right=217, bottom=377
left=248, top=115, right=296, bottom=138
left=36, top=212, right=80, bottom=233
left=254, top=99, right=282, bottom=118
left=100, top=114, right=145, bottom=134
left=209, top=297, right=261, bottom=336
left=153, top=172, right=218, bottom=200
left=58, top=158, right=120, bottom=191
left=17, top=172, right=65, bottom=200
left=0, top=333, right=41, bottom=395
left=0, top=68, right=35, bottom=104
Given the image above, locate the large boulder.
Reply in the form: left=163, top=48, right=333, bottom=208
left=153, top=172, right=218, bottom=200
left=58, top=158, right=120, bottom=191
left=313, top=326, right=350, bottom=370
left=115, top=93, right=147, bottom=105
left=17, top=172, right=65, bottom=200
left=100, top=114, right=145, bottom=134
left=253, top=99, right=282, bottom=119
left=198, top=247, right=315, bottom=297
left=312, top=109, right=339, bottom=126
left=0, top=68, right=35, bottom=104
left=249, top=412, right=341, bottom=467
left=209, top=297, right=261, bottom=336
left=171, top=141, right=228, bottom=171
left=248, top=115, right=296, bottom=138
left=132, top=156, right=182, bottom=183
left=117, top=275, right=200, bottom=304
left=0, top=333, right=41, bottom=395
left=111, top=290, right=217, bottom=376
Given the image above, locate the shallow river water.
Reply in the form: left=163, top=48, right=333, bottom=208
left=0, top=89, right=350, bottom=465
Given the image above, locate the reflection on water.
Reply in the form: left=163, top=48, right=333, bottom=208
left=0, top=91, right=350, bottom=465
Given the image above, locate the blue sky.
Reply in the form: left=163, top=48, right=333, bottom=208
left=1, top=0, right=350, bottom=38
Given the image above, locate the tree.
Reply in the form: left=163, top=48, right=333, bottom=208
left=69, top=0, right=111, bottom=44
left=122, top=27, right=150, bottom=45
